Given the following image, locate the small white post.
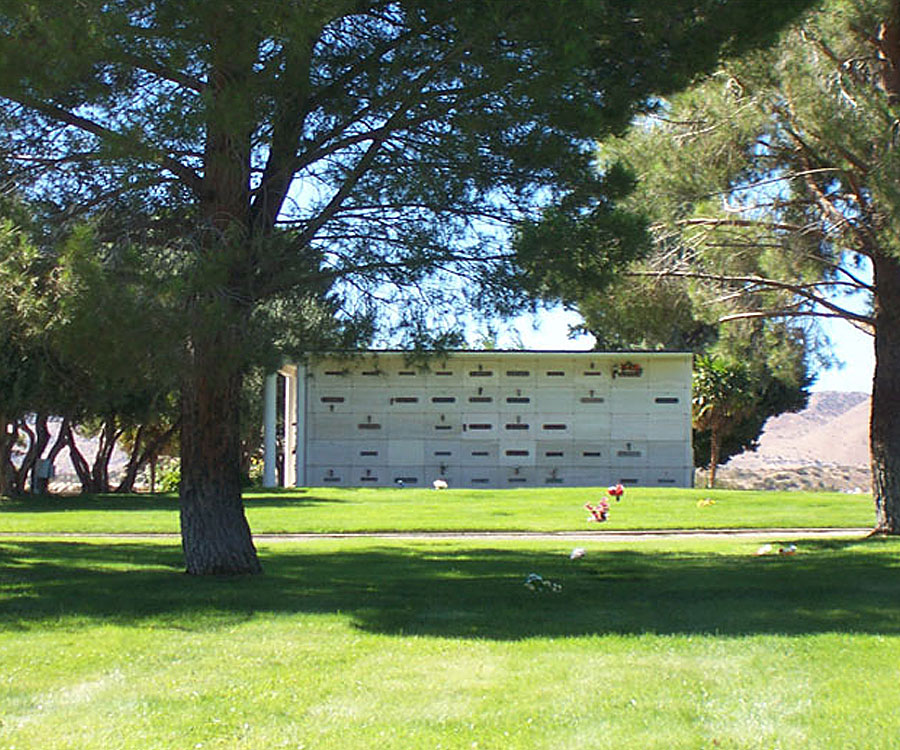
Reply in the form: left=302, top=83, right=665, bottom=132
left=263, top=373, right=278, bottom=487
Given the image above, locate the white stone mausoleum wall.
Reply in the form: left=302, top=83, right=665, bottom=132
left=265, top=351, right=693, bottom=488
left=264, top=350, right=693, bottom=489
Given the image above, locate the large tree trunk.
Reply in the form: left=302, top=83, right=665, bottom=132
left=871, top=249, right=900, bottom=533
left=179, top=335, right=261, bottom=575
left=177, top=16, right=261, bottom=575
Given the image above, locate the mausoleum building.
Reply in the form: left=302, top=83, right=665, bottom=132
left=262, top=350, right=694, bottom=489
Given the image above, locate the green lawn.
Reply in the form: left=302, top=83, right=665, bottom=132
left=2, top=534, right=899, bottom=749
left=0, top=486, right=877, bottom=534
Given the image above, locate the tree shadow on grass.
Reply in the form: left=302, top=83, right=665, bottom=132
left=1, top=537, right=899, bottom=639
left=0, top=490, right=348, bottom=514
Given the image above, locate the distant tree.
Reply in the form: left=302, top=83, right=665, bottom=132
left=38, top=226, right=181, bottom=493
left=692, top=355, right=756, bottom=488
left=699, top=319, right=811, bottom=468
left=0, top=218, right=67, bottom=496
left=1, top=217, right=347, bottom=495
left=116, top=413, right=181, bottom=494
left=573, top=272, right=717, bottom=352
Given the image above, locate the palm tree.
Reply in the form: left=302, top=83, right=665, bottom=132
left=692, top=356, right=755, bottom=488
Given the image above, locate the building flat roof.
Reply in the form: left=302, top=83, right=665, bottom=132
left=304, top=349, right=692, bottom=357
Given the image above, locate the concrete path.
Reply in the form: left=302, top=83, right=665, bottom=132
left=0, top=528, right=874, bottom=542
left=254, top=528, right=873, bottom=542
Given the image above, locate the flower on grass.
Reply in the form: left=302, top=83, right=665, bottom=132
left=585, top=500, right=609, bottom=522
left=524, top=573, right=562, bottom=592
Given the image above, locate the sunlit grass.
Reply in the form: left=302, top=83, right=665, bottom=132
left=1, top=535, right=899, bottom=749
left=0, top=486, right=876, bottom=534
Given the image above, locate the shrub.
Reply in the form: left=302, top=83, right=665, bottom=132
left=156, top=457, right=181, bottom=493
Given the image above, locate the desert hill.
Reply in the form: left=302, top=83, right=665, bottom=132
left=705, top=390, right=872, bottom=491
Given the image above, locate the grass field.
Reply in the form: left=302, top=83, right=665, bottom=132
left=0, top=486, right=877, bottom=534
left=1, top=488, right=896, bottom=749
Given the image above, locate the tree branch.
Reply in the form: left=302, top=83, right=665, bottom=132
left=290, top=39, right=472, bottom=249
left=14, top=95, right=203, bottom=195
left=115, top=51, right=206, bottom=94
left=718, top=308, right=874, bottom=334
left=630, top=268, right=874, bottom=328
left=798, top=162, right=878, bottom=259
left=676, top=217, right=806, bottom=233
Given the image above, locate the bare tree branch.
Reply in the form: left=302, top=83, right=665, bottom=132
left=630, top=268, right=874, bottom=328
left=676, top=217, right=807, bottom=233
left=718, top=308, right=874, bottom=334
left=12, top=95, right=203, bottom=195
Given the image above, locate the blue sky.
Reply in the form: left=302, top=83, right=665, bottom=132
left=498, top=307, right=875, bottom=394
left=810, top=317, right=874, bottom=393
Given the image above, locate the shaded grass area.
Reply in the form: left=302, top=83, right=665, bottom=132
left=2, top=535, right=898, bottom=638
left=0, top=486, right=876, bottom=534
left=2, top=536, right=900, bottom=749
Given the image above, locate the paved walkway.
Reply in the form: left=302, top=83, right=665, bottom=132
left=254, top=528, right=873, bottom=542
left=0, top=528, right=874, bottom=542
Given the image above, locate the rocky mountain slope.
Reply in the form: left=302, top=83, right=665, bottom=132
left=702, top=391, right=872, bottom=492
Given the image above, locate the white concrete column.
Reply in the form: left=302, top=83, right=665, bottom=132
left=283, top=368, right=297, bottom=487
left=263, top=373, right=278, bottom=487
left=294, top=363, right=307, bottom=487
